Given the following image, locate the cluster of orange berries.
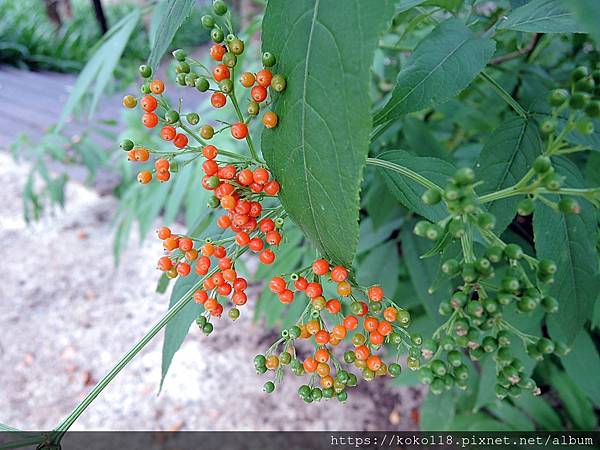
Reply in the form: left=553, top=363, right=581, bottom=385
left=255, top=257, right=416, bottom=401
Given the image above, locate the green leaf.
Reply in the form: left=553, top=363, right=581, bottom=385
left=56, top=9, right=141, bottom=131
left=562, top=0, right=600, bottom=42
left=357, top=242, right=400, bottom=296
left=499, top=0, right=586, bottom=33
left=403, top=117, right=448, bottom=160
left=548, top=366, right=598, bottom=430
left=148, top=0, right=197, bottom=71
left=401, top=223, right=455, bottom=324
left=476, top=115, right=543, bottom=233
left=487, top=402, right=535, bottom=431
left=511, top=395, right=563, bottom=430
left=357, top=216, right=403, bottom=254
left=160, top=272, right=204, bottom=391
left=533, top=158, right=600, bottom=344
left=420, top=390, right=455, bottom=431
left=397, top=0, right=425, bottom=13
left=559, top=331, right=600, bottom=406
left=377, top=150, right=455, bottom=222
left=156, top=273, right=170, bottom=294
left=450, top=412, right=510, bottom=431
left=261, top=0, right=394, bottom=266
left=164, top=162, right=194, bottom=224
left=374, top=18, right=495, bottom=126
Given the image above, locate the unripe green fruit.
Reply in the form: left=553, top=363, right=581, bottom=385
left=466, top=301, right=484, bottom=318
left=186, top=112, right=199, bottom=125
left=539, top=258, right=557, bottom=274
left=388, top=363, right=402, bottom=377
left=533, top=155, right=552, bottom=174
left=571, top=66, right=589, bottom=82
left=228, top=307, right=240, bottom=320
left=176, top=73, right=187, bottom=86
left=537, top=337, right=555, bottom=354
left=453, top=167, right=475, bottom=186
left=229, top=39, right=245, bottom=55
left=517, top=296, right=537, bottom=313
left=172, top=48, right=186, bottom=61
left=288, top=325, right=301, bottom=339
left=430, top=378, right=445, bottom=395
left=140, top=82, right=151, bottom=94
left=164, top=110, right=180, bottom=124
left=139, top=64, right=152, bottom=78
left=447, top=350, right=462, bottom=367
left=120, top=139, right=134, bottom=151
left=271, top=74, right=287, bottom=92
left=337, top=391, right=348, bottom=402
left=449, top=219, right=465, bottom=238
left=504, top=243, right=523, bottom=260
left=495, top=384, right=509, bottom=399
left=558, top=197, right=581, bottom=214
left=477, top=212, right=496, bottom=230
left=462, top=263, right=477, bottom=283
left=430, top=359, right=447, bottom=377
left=421, top=188, right=442, bottom=205
left=222, top=52, right=237, bottom=68
left=575, top=77, right=595, bottom=93
left=202, top=322, right=213, bottom=335
left=195, top=77, right=210, bottom=92
left=196, top=315, right=207, bottom=328
left=212, top=0, right=227, bottom=15
left=541, top=296, right=558, bottom=313
left=544, top=173, right=563, bottom=191
left=311, top=387, right=323, bottom=401
left=211, top=28, right=224, bottom=43
left=298, top=384, right=311, bottom=398
left=554, top=341, right=571, bottom=357
left=453, top=364, right=469, bottom=381
left=201, top=15, right=215, bottom=28
left=219, top=79, right=234, bottom=94
left=425, top=224, right=443, bottom=241
left=585, top=100, right=600, bottom=118
left=441, top=259, right=460, bottom=276
left=501, top=276, right=520, bottom=293
left=248, top=101, right=260, bottom=116
left=539, top=119, right=556, bottom=135
left=322, top=387, right=334, bottom=398
left=497, top=330, right=511, bottom=347
left=413, top=220, right=430, bottom=237
left=517, top=197, right=535, bottom=216
left=438, top=301, right=453, bottom=316
left=483, top=298, right=499, bottom=314
left=263, top=381, right=275, bottom=393
left=262, top=52, right=276, bottom=67
left=185, top=73, right=198, bottom=87
left=486, top=245, right=504, bottom=263
left=569, top=92, right=590, bottom=110
left=576, top=118, right=594, bottom=135
left=469, top=347, right=485, bottom=361
left=548, top=88, right=569, bottom=107
left=482, top=336, right=498, bottom=353
left=475, top=257, right=492, bottom=275
left=207, top=196, right=220, bottom=208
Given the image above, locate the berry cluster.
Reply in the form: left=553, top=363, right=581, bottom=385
left=254, top=258, right=417, bottom=403
left=413, top=168, right=568, bottom=398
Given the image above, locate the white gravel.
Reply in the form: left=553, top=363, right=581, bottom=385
left=0, top=151, right=422, bottom=431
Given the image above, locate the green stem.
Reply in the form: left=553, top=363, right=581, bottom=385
left=479, top=71, right=528, bottom=119
left=229, top=88, right=261, bottom=162
left=47, top=270, right=216, bottom=445
left=366, top=157, right=442, bottom=192
left=178, top=123, right=254, bottom=161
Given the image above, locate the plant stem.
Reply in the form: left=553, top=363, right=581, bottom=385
left=479, top=71, right=528, bottom=119
left=178, top=123, right=254, bottom=161
left=366, top=157, right=442, bottom=192
left=46, top=271, right=214, bottom=445
left=229, top=87, right=261, bottom=162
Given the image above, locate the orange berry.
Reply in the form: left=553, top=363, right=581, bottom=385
left=337, top=281, right=352, bottom=296
left=377, top=320, right=393, bottom=336
left=195, top=256, right=211, bottom=275
left=305, top=282, right=323, bottom=299
left=156, top=169, right=170, bottom=182
left=185, top=249, right=198, bottom=261
left=269, top=276, right=286, bottom=293
left=210, top=303, right=223, bottom=317
left=303, top=357, right=317, bottom=373
left=330, top=265, right=348, bottom=282
left=265, top=230, right=281, bottom=246
left=150, top=80, right=165, bottom=94
left=239, top=71, right=255, bottom=87
left=161, top=126, right=176, bottom=141
left=251, top=85, right=267, bottom=102
left=232, top=291, right=247, bottom=305
left=176, top=262, right=191, bottom=276
left=367, top=355, right=382, bottom=371
left=262, top=111, right=278, bottom=128
left=156, top=227, right=171, bottom=240
left=140, top=95, right=157, bottom=112
left=316, top=362, right=330, bottom=377
left=178, top=237, right=193, bottom=252
left=266, top=355, right=279, bottom=370
left=368, top=285, right=385, bottom=302
left=203, top=145, right=218, bottom=159
left=157, top=256, right=172, bottom=271
left=223, top=268, right=237, bottom=282
left=312, top=258, right=330, bottom=276
left=369, top=331, right=384, bottom=345
left=155, top=159, right=170, bottom=171
left=201, top=243, right=215, bottom=256
left=142, top=112, right=158, bottom=128
left=231, top=122, right=248, bottom=139
left=263, top=180, right=280, bottom=196
left=326, top=299, right=341, bottom=314
left=315, top=330, right=330, bottom=345
left=209, top=44, right=226, bottom=61
left=193, top=290, right=208, bottom=304
left=137, top=171, right=152, bottom=184
left=213, top=64, right=230, bottom=82
left=332, top=324, right=347, bottom=340
left=211, top=92, right=227, bottom=108
left=259, top=249, right=275, bottom=264
left=163, top=237, right=179, bottom=251
left=278, top=289, right=294, bottom=304
left=343, top=315, right=358, bottom=330
left=256, top=69, right=273, bottom=87
left=173, top=133, right=188, bottom=149
left=383, top=307, right=398, bottom=322
left=320, top=375, right=334, bottom=389
left=135, top=147, right=150, bottom=161
left=315, top=348, right=330, bottom=363
left=253, top=168, right=270, bottom=184
left=306, top=319, right=321, bottom=335
left=249, top=237, right=264, bottom=252
left=364, top=316, right=379, bottom=333
left=355, top=345, right=370, bottom=361
left=204, top=298, right=218, bottom=311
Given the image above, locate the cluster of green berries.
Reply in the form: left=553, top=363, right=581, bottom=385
left=413, top=169, right=569, bottom=398
left=543, top=64, right=600, bottom=136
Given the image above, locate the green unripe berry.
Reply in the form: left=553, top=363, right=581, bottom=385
left=207, top=196, right=220, bottom=208
left=441, top=259, right=460, bottom=276
left=185, top=73, right=198, bottom=87
left=219, top=79, right=234, bottom=94
left=469, top=347, right=485, bottom=361
left=537, top=337, right=555, bottom=354
left=539, top=119, right=556, bottom=135
left=344, top=350, right=356, bottom=363
left=201, top=15, right=215, bottom=28
left=288, top=325, right=301, bottom=339
left=533, top=155, right=552, bottom=174
left=248, top=101, right=260, bottom=116
left=279, top=351, right=292, bottom=365
left=541, top=296, right=558, bottom=314
left=466, top=301, right=484, bottom=318
left=539, top=259, right=557, bottom=275
left=206, top=176, right=221, bottom=190
left=486, top=245, right=504, bottom=263
left=228, top=307, right=240, bottom=320
left=495, top=384, right=509, bottom=399
left=202, top=322, right=213, bottom=335
left=229, top=39, right=245, bottom=55
left=504, top=243, right=523, bottom=260
left=517, top=197, right=535, bottom=216
left=575, top=77, right=595, bottom=93
left=271, top=74, right=287, bottom=92
left=140, top=82, right=151, bottom=94
left=222, top=52, right=237, bottom=68
left=263, top=381, right=275, bottom=393
left=346, top=372, right=358, bottom=386
left=186, top=112, right=200, bottom=125
left=298, top=384, right=311, bottom=398
left=462, top=263, right=477, bottom=283
left=417, top=367, right=434, bottom=384
left=453, top=364, right=469, bottom=381
left=572, top=66, right=589, bottom=82
left=212, top=0, right=227, bottom=15
left=548, top=88, right=569, bottom=107
left=558, top=197, right=581, bottom=214
left=570, top=92, right=590, bottom=110
left=497, top=330, right=511, bottom=347
left=195, top=77, right=210, bottom=92
left=397, top=309, right=411, bottom=327
left=576, top=118, right=594, bottom=135
left=120, top=139, right=134, bottom=151
left=509, top=385, right=522, bottom=398
left=475, top=257, right=492, bottom=276
left=139, top=64, right=152, bottom=78
left=421, top=188, right=442, bottom=205
left=164, top=110, right=180, bottom=124
left=443, top=374, right=455, bottom=389
left=413, top=220, right=430, bottom=237
left=176, top=73, right=187, bottom=86
left=449, top=219, right=466, bottom=238
left=362, top=368, right=375, bottom=381
left=447, top=350, right=462, bottom=367
left=585, top=100, right=600, bottom=118
left=322, top=387, right=334, bottom=398
left=517, top=296, right=537, bottom=313
left=526, top=343, right=544, bottom=361
left=211, top=28, right=224, bottom=43
left=224, top=33, right=235, bottom=44
left=554, top=341, right=571, bottom=357
left=425, top=224, right=443, bottom=241
left=388, top=332, right=402, bottom=345
left=477, top=212, right=496, bottom=230
left=483, top=298, right=499, bottom=315
left=172, top=48, right=186, bottom=61
left=336, top=390, right=348, bottom=402
left=543, top=173, right=563, bottom=191
left=454, top=318, right=470, bottom=337
left=453, top=167, right=475, bottom=186
left=438, top=301, right=453, bottom=316
left=195, top=315, right=207, bottom=328
left=482, top=336, right=498, bottom=353
left=311, top=387, right=323, bottom=401
left=444, top=186, right=461, bottom=202
left=430, top=359, right=447, bottom=377
left=430, top=378, right=445, bottom=395
left=262, top=52, right=276, bottom=67
left=176, top=61, right=190, bottom=74
left=407, top=356, right=420, bottom=370
left=254, top=354, right=266, bottom=367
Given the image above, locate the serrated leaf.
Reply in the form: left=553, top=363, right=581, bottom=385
left=148, top=0, right=197, bottom=71
left=374, top=18, right=495, bottom=126
left=499, top=0, right=585, bottom=33
left=476, top=115, right=543, bottom=233
left=562, top=0, right=600, bottom=42
left=377, top=150, right=455, bottom=222
left=160, top=272, right=204, bottom=391
left=533, top=158, right=600, bottom=344
left=261, top=0, right=394, bottom=266
left=558, top=330, right=600, bottom=406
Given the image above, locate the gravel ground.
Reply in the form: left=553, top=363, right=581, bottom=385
left=0, top=151, right=422, bottom=431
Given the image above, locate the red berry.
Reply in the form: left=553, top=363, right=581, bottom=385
left=231, top=123, right=248, bottom=139
left=305, top=282, right=323, bottom=298
left=312, top=258, right=329, bottom=276
left=213, top=64, right=230, bottom=82
left=176, top=262, right=191, bottom=276
left=211, top=92, right=227, bottom=108
left=203, top=145, right=218, bottom=159
left=256, top=69, right=273, bottom=87
left=265, top=230, right=281, bottom=246
left=161, top=126, right=176, bottom=141
left=233, top=277, right=248, bottom=291
left=343, top=315, right=358, bottom=330
left=235, top=231, right=250, bottom=246
left=157, top=256, right=173, bottom=271
left=330, top=266, right=348, bottom=282
left=142, top=112, right=158, bottom=128
left=178, top=237, right=193, bottom=252
left=269, top=277, right=286, bottom=293
left=279, top=289, right=294, bottom=304
left=140, top=95, right=157, bottom=112
left=194, top=290, right=208, bottom=304
left=294, top=277, right=308, bottom=291
left=253, top=168, right=269, bottom=184
left=210, top=44, right=226, bottom=61
left=259, top=249, right=275, bottom=265
left=249, top=237, right=264, bottom=252
left=326, top=299, right=341, bottom=314
left=263, top=180, right=280, bottom=196
left=368, top=286, right=385, bottom=302
left=156, top=227, right=171, bottom=240
left=251, top=85, right=267, bottom=102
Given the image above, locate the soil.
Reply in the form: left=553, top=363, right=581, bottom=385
left=0, top=152, right=423, bottom=431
